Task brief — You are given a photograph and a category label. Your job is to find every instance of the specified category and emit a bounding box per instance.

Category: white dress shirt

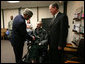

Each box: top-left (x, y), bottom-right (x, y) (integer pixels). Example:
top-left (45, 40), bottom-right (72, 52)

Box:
top-left (54, 11), bottom-right (59, 18)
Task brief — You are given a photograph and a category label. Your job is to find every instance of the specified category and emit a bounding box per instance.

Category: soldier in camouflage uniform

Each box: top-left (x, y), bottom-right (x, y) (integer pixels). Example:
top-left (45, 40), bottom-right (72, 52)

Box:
top-left (8, 16), bottom-right (13, 39)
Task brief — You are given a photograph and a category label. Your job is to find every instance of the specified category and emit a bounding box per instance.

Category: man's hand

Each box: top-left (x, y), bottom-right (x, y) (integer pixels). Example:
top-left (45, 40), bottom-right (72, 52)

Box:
top-left (39, 43), bottom-right (41, 45)
top-left (58, 46), bottom-right (62, 50)
top-left (32, 36), bottom-right (35, 40)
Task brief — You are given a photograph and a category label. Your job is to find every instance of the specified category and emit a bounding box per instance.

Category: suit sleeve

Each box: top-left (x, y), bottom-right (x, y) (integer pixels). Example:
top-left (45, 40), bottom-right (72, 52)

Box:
top-left (40, 30), bottom-right (48, 45)
top-left (18, 22), bottom-right (33, 41)
top-left (58, 14), bottom-right (69, 47)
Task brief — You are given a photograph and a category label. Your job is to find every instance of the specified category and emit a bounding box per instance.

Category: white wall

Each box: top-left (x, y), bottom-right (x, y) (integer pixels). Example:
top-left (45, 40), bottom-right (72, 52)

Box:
top-left (59, 5), bottom-right (63, 13)
top-left (30, 8), bottom-right (37, 29)
top-left (2, 5), bottom-right (63, 29)
top-left (39, 7), bottom-right (53, 21)
top-left (67, 1), bottom-right (84, 43)
top-left (1, 10), bottom-right (3, 28)
top-left (4, 9), bottom-right (18, 28)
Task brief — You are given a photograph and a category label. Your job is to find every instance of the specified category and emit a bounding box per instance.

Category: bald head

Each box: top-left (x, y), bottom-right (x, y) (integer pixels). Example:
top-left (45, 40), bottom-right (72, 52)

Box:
top-left (37, 21), bottom-right (42, 28)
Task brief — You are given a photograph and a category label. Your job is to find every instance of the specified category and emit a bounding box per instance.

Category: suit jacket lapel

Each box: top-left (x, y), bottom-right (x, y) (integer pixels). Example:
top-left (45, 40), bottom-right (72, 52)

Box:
top-left (49, 16), bottom-right (55, 26)
top-left (49, 12), bottom-right (62, 27)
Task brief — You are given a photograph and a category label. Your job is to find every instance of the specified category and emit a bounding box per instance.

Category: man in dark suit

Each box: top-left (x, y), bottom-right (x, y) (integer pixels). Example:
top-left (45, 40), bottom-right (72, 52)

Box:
top-left (48, 3), bottom-right (69, 63)
top-left (10, 8), bottom-right (35, 63)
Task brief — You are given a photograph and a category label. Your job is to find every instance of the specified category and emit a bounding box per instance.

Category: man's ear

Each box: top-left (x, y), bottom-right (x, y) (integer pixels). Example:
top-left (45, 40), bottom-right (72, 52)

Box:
top-left (24, 14), bottom-right (28, 18)
top-left (24, 14), bottom-right (26, 17)
top-left (25, 14), bottom-right (28, 17)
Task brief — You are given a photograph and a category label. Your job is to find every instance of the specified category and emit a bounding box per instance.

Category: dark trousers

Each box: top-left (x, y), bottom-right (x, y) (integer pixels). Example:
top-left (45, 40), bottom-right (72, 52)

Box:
top-left (48, 49), bottom-right (64, 63)
top-left (28, 44), bottom-right (48, 62)
top-left (12, 43), bottom-right (24, 63)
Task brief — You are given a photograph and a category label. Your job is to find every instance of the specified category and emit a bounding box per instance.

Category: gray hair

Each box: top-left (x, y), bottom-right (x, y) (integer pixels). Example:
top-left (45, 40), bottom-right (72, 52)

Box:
top-left (50, 3), bottom-right (59, 9)
top-left (23, 8), bottom-right (33, 17)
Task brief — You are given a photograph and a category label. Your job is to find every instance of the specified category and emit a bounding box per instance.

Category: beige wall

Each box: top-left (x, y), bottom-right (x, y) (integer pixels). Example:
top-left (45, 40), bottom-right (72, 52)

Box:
top-left (1, 5), bottom-right (63, 29)
top-left (1, 1), bottom-right (84, 44)
top-left (4, 9), bottom-right (18, 28)
top-left (59, 5), bottom-right (63, 13)
top-left (1, 10), bottom-right (3, 28)
top-left (67, 1), bottom-right (84, 43)
top-left (39, 7), bottom-right (52, 21)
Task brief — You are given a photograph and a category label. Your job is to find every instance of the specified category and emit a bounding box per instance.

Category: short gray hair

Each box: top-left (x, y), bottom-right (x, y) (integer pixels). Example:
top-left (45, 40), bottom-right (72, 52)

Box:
top-left (50, 3), bottom-right (59, 9)
top-left (23, 8), bottom-right (33, 17)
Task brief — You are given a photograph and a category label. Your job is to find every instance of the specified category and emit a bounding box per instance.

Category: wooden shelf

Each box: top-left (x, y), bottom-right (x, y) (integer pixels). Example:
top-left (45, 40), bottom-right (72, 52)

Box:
top-left (64, 47), bottom-right (77, 52)
top-left (73, 18), bottom-right (81, 21)
top-left (65, 60), bottom-right (80, 63)
top-left (72, 41), bottom-right (78, 46)
top-left (72, 30), bottom-right (84, 35)
top-left (72, 30), bottom-right (79, 34)
top-left (73, 17), bottom-right (84, 21)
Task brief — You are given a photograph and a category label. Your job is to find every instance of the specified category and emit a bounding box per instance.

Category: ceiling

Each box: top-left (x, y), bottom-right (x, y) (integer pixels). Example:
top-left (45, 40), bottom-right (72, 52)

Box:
top-left (1, 1), bottom-right (64, 9)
